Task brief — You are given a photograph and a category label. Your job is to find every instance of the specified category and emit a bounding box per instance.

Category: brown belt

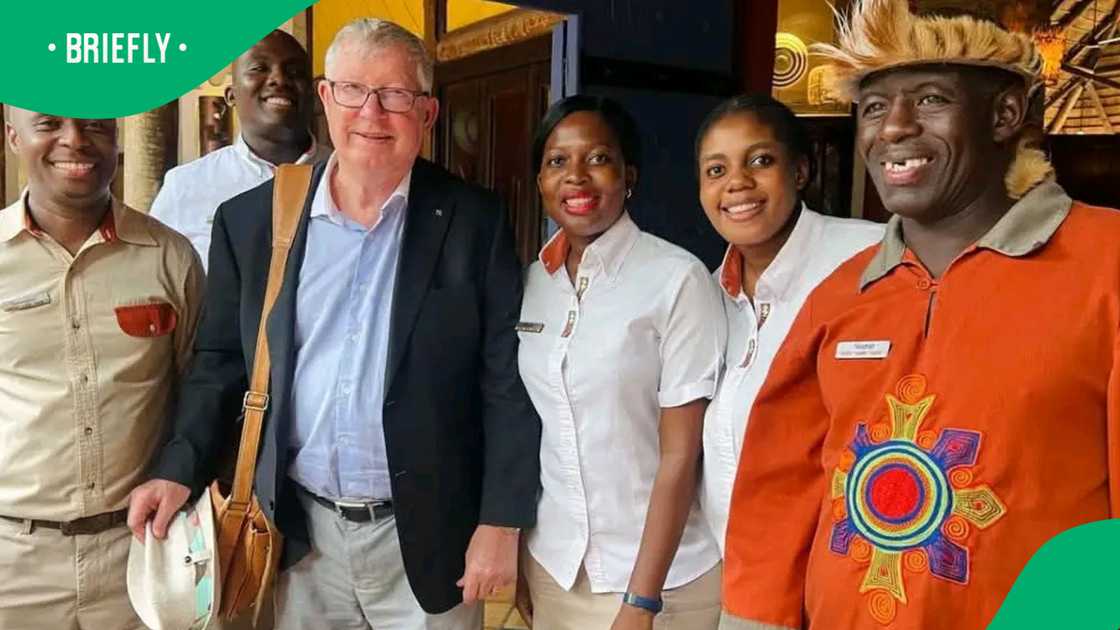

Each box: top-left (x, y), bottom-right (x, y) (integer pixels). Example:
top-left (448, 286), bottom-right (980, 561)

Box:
top-left (0, 508), bottom-right (129, 535)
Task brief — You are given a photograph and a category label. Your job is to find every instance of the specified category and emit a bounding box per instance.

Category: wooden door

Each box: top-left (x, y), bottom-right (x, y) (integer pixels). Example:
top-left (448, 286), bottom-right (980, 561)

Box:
top-left (435, 36), bottom-right (552, 265)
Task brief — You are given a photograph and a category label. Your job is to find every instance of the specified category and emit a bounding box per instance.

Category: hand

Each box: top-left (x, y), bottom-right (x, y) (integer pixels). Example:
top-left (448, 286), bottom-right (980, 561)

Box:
top-left (127, 479), bottom-right (191, 542)
top-left (610, 603), bottom-right (656, 630)
top-left (514, 565), bottom-right (533, 628)
top-left (456, 524), bottom-right (519, 605)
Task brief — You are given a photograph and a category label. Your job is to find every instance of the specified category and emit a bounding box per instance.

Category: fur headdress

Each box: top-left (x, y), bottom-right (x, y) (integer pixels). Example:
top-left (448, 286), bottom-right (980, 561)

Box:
top-left (812, 0), bottom-right (1053, 198)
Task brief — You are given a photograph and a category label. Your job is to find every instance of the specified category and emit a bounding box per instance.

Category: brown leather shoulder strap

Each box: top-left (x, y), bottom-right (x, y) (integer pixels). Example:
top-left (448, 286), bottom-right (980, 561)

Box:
top-left (230, 163), bottom-right (314, 506)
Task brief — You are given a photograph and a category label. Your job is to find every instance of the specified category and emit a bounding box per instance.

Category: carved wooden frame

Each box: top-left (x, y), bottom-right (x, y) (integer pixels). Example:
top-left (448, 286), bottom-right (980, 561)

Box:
top-left (434, 7), bottom-right (563, 63)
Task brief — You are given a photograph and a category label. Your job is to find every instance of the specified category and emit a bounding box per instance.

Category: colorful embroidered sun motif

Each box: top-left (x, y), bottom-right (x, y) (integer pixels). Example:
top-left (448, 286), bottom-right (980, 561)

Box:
top-left (829, 374), bottom-right (1006, 625)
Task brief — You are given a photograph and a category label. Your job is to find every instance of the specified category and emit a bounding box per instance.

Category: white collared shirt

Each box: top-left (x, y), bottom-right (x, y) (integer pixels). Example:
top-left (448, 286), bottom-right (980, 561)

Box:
top-left (150, 135), bottom-right (328, 270)
top-left (518, 212), bottom-right (726, 593)
top-left (700, 207), bottom-right (883, 552)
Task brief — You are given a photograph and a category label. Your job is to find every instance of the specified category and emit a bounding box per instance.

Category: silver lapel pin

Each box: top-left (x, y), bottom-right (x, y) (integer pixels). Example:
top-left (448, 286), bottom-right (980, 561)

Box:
top-left (434, 208), bottom-right (443, 217)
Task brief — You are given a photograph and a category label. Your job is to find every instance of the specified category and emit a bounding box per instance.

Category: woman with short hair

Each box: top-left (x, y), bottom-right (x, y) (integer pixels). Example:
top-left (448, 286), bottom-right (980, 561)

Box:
top-left (515, 95), bottom-right (725, 630)
top-left (694, 94), bottom-right (884, 552)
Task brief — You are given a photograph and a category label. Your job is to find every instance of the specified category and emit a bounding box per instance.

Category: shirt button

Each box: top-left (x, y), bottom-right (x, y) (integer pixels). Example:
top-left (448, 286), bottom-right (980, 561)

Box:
top-left (84, 427), bottom-right (93, 436)
top-left (71, 320), bottom-right (81, 330)
top-left (80, 373), bottom-right (89, 384)
top-left (917, 279), bottom-right (932, 290)
top-left (87, 482), bottom-right (96, 490)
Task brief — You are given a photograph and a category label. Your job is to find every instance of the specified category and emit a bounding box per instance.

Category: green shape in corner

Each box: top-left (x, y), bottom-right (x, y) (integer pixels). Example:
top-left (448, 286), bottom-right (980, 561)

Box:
top-left (988, 518), bottom-right (1120, 629)
top-left (0, 0), bottom-right (315, 118)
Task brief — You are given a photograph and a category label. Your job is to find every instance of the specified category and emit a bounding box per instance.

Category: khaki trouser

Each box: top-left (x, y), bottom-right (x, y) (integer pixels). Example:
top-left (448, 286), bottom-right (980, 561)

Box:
top-left (524, 554), bottom-right (722, 630)
top-left (0, 516), bottom-right (143, 630)
top-left (274, 489), bottom-right (481, 630)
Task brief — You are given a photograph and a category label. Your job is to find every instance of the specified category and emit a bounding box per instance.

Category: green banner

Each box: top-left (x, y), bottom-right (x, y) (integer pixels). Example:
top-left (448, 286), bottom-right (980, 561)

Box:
top-left (0, 0), bottom-right (315, 118)
top-left (988, 518), bottom-right (1120, 628)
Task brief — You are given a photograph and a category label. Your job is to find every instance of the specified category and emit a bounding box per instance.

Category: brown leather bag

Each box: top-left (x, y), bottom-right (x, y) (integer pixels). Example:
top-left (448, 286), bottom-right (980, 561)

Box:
top-left (209, 163), bottom-right (313, 625)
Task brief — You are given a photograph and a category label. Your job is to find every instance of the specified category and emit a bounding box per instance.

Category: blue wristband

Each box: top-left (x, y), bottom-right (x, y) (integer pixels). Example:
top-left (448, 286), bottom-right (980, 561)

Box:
top-left (622, 592), bottom-right (663, 614)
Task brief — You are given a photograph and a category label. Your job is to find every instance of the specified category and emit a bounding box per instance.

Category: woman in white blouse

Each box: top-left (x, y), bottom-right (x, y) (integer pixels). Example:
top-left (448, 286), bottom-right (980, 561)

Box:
top-left (515, 96), bottom-right (726, 630)
top-left (695, 94), bottom-right (884, 552)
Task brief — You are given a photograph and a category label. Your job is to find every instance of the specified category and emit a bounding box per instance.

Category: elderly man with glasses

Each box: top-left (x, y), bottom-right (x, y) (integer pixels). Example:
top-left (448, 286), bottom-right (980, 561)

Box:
top-left (129, 17), bottom-right (540, 630)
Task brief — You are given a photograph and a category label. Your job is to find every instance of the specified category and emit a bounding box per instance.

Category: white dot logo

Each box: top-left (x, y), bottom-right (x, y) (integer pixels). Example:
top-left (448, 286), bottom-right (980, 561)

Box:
top-left (179, 43), bottom-right (187, 52)
top-left (48, 43), bottom-right (56, 52)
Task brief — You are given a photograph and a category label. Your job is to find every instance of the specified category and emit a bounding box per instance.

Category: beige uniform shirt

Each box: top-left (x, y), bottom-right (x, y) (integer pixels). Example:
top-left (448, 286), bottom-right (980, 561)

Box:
top-left (0, 194), bottom-right (203, 521)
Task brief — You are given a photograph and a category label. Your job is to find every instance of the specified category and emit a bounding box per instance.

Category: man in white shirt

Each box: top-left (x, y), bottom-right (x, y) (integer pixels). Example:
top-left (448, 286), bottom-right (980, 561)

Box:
top-left (151, 30), bottom-right (327, 268)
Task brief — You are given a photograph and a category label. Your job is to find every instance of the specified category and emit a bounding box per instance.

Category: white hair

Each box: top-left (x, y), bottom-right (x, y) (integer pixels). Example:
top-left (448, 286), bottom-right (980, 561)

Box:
top-left (324, 18), bottom-right (433, 92)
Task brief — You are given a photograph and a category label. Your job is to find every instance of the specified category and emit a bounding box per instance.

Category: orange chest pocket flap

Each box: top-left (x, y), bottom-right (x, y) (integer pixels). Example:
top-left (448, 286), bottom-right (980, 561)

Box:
top-left (114, 301), bottom-right (178, 338)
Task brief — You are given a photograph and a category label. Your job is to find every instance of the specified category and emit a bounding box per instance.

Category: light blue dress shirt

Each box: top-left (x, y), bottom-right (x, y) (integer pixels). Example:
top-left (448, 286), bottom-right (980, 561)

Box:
top-left (288, 155), bottom-right (409, 501)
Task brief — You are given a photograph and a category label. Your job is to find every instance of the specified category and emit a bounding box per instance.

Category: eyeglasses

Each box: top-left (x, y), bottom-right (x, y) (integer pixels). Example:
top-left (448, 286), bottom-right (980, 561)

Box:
top-left (324, 80), bottom-right (428, 113)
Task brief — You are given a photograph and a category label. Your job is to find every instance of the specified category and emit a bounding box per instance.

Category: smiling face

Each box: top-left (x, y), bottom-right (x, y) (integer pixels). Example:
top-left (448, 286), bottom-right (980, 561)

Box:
top-left (856, 65), bottom-right (1016, 222)
top-left (536, 110), bottom-right (637, 244)
top-left (227, 31), bottom-right (312, 141)
top-left (697, 112), bottom-right (808, 250)
top-left (318, 42), bottom-right (437, 174)
top-left (6, 109), bottom-right (117, 209)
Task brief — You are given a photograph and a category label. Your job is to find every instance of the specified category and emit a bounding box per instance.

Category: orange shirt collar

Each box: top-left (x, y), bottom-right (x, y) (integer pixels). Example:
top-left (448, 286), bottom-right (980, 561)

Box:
top-left (539, 229), bottom-right (569, 275)
top-left (538, 212), bottom-right (640, 279)
top-left (719, 245), bottom-right (744, 299)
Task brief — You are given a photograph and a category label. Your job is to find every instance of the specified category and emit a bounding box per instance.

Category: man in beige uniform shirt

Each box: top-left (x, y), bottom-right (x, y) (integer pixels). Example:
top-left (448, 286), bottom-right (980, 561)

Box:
top-left (0, 107), bottom-right (203, 628)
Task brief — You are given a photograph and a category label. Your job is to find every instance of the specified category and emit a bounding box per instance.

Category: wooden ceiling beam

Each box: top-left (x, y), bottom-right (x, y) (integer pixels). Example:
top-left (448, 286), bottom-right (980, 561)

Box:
top-left (1049, 78), bottom-right (1086, 132)
top-left (1047, 75), bottom-right (1082, 108)
top-left (1065, 3), bottom-right (1120, 64)
top-left (1084, 81), bottom-right (1116, 132)
top-left (1063, 62), bottom-right (1120, 90)
top-left (1055, 0), bottom-right (1096, 31)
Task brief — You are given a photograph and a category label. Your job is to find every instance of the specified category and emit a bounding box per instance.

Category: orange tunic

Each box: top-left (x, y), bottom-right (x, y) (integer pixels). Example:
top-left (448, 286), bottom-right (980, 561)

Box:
top-left (721, 182), bottom-right (1120, 630)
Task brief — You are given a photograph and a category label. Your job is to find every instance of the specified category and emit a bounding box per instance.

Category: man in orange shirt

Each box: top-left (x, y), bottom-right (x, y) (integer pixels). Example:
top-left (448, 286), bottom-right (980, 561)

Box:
top-left (719, 1), bottom-right (1120, 629)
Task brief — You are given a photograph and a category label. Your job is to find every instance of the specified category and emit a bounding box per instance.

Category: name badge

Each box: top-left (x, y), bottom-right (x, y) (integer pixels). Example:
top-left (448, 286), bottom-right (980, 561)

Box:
top-left (1, 291), bottom-right (51, 312)
top-left (835, 340), bottom-right (891, 360)
top-left (515, 321), bottom-right (545, 334)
